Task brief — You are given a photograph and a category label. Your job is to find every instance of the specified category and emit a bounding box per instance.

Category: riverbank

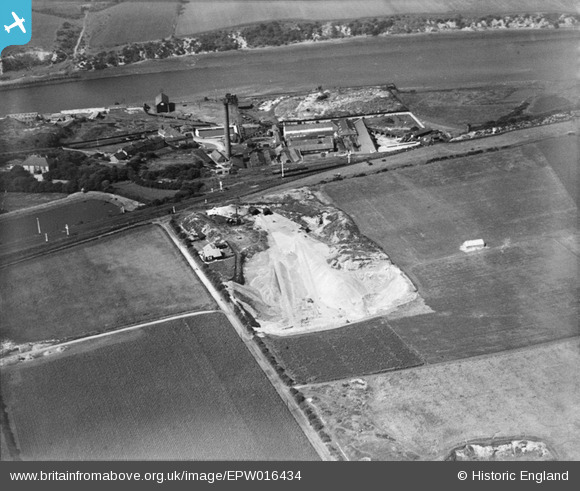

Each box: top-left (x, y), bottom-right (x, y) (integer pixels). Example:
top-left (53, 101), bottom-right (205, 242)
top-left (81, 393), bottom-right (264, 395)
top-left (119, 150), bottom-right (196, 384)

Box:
top-left (2, 29), bottom-right (577, 115)
top-left (2, 26), bottom-right (577, 93)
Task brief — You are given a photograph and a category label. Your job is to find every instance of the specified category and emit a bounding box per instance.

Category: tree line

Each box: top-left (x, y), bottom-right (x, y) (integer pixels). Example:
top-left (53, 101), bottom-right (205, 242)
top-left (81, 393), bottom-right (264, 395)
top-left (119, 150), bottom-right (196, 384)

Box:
top-left (3, 13), bottom-right (575, 73)
top-left (0, 149), bottom-right (207, 198)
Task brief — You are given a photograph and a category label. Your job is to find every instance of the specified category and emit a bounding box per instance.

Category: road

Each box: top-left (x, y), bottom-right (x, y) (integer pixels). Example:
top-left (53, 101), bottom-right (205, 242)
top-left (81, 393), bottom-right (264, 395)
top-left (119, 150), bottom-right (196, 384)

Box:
top-left (160, 220), bottom-right (337, 461)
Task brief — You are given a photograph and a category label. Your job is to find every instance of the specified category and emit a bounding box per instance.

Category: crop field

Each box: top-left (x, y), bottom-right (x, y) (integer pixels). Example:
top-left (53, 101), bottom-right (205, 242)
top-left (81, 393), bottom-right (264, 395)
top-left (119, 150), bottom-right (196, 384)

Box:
top-left (0, 224), bottom-right (216, 344)
top-left (0, 199), bottom-right (121, 249)
top-left (86, 2), bottom-right (179, 49)
top-left (175, 0), bottom-right (579, 36)
top-left (0, 313), bottom-right (319, 460)
top-left (302, 338), bottom-right (580, 461)
top-left (323, 142), bottom-right (578, 363)
top-left (264, 316), bottom-right (423, 384)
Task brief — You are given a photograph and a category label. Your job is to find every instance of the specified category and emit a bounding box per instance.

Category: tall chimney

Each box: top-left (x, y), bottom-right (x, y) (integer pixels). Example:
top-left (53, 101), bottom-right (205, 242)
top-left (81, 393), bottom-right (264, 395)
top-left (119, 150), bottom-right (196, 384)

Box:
top-left (223, 94), bottom-right (231, 159)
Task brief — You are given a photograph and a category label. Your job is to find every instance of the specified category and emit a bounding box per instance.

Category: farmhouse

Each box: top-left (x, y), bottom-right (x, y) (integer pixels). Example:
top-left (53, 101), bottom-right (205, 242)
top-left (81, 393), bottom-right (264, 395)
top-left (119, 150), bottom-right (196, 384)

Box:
top-left (201, 243), bottom-right (223, 261)
top-left (21, 155), bottom-right (50, 177)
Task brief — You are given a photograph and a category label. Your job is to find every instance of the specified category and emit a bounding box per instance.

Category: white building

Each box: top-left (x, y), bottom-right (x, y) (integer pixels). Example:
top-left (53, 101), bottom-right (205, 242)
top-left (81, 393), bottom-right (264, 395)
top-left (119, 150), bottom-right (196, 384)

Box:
top-left (201, 243), bottom-right (223, 261)
top-left (460, 239), bottom-right (486, 252)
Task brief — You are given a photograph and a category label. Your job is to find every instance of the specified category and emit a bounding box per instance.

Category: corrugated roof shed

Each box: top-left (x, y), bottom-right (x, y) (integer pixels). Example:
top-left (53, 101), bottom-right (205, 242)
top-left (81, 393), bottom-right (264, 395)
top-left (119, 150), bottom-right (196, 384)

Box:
top-left (335, 119), bottom-right (357, 136)
top-left (354, 119), bottom-right (376, 153)
top-left (288, 136), bottom-right (334, 154)
top-left (283, 121), bottom-right (336, 138)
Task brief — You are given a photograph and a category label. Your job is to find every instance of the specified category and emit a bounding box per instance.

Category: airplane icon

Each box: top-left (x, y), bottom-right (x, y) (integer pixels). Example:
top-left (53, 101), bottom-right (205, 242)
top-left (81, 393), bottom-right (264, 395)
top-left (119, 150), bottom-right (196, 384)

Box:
top-left (5, 12), bottom-right (26, 34)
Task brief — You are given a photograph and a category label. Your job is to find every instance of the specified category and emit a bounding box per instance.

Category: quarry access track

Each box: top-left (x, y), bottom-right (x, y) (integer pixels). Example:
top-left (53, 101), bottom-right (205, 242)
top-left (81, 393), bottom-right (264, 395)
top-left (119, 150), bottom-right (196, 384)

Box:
top-left (0, 310), bottom-right (221, 367)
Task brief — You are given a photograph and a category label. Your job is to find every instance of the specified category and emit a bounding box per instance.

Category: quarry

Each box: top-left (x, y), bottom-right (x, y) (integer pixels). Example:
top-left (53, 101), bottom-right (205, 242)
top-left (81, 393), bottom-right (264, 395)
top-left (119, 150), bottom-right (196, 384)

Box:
top-left (1, 8), bottom-right (578, 465)
top-left (180, 188), bottom-right (419, 336)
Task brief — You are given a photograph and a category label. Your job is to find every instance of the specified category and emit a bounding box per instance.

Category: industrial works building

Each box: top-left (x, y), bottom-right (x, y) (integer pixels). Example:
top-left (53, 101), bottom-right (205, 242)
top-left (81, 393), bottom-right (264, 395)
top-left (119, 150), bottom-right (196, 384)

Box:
top-left (155, 92), bottom-right (175, 113)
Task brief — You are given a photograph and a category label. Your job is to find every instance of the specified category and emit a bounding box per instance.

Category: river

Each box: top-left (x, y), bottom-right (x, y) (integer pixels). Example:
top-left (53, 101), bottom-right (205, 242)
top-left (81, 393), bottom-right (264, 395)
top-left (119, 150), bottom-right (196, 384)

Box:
top-left (1, 29), bottom-right (577, 115)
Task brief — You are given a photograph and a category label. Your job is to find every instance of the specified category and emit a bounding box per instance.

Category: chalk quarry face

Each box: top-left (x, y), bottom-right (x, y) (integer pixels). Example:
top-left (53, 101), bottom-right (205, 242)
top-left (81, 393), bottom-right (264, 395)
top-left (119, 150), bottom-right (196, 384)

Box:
top-left (228, 189), bottom-right (420, 336)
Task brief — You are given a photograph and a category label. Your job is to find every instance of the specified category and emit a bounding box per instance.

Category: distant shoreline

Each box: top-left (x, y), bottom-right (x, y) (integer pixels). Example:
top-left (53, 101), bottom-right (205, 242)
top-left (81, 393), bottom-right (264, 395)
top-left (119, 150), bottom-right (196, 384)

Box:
top-left (1, 27), bottom-right (577, 93)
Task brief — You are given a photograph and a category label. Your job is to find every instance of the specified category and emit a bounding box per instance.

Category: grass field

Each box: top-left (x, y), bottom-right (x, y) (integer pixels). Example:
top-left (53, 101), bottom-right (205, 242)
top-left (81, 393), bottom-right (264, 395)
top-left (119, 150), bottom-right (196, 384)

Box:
top-left (86, 2), bottom-right (179, 49)
top-left (398, 81), bottom-right (579, 129)
top-left (0, 199), bottom-right (122, 249)
top-left (265, 316), bottom-right (423, 384)
top-left (0, 193), bottom-right (68, 213)
top-left (0, 224), bottom-right (216, 344)
top-left (112, 181), bottom-right (178, 203)
top-left (0, 312), bottom-right (319, 460)
top-left (303, 338), bottom-right (580, 460)
top-left (15, 0), bottom-right (579, 54)
top-left (2, 11), bottom-right (77, 54)
top-left (176, 0), bottom-right (579, 35)
top-left (398, 85), bottom-right (532, 128)
top-left (323, 142), bottom-right (578, 363)
top-left (33, 1), bottom-right (86, 20)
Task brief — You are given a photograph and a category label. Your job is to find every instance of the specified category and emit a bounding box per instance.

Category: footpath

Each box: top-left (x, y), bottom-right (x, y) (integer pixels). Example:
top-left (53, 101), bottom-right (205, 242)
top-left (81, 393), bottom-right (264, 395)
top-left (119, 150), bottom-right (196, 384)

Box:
top-left (0, 191), bottom-right (142, 221)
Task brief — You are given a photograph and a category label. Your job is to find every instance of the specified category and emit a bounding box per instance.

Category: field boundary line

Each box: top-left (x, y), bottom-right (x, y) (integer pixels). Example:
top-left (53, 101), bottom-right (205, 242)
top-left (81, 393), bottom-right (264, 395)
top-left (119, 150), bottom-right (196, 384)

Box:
top-left (161, 221), bottom-right (335, 461)
top-left (0, 310), bottom-right (221, 367)
top-left (295, 335), bottom-right (580, 389)
top-left (0, 222), bottom-right (150, 270)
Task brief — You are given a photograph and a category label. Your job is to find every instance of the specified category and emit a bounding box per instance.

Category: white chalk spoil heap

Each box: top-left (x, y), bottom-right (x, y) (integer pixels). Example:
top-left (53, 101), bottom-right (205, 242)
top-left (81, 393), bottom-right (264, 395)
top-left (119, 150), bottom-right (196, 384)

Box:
top-left (229, 212), bottom-right (417, 336)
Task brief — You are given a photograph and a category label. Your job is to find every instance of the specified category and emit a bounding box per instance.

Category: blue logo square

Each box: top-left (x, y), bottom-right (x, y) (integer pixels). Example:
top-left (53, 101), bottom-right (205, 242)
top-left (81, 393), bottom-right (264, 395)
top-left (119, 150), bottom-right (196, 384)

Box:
top-left (1, 0), bottom-right (32, 53)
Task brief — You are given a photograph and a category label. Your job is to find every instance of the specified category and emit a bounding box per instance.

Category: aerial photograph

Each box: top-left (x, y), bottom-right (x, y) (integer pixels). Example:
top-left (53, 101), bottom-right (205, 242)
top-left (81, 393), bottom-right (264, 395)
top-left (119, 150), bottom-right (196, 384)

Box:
top-left (0, 0), bottom-right (578, 463)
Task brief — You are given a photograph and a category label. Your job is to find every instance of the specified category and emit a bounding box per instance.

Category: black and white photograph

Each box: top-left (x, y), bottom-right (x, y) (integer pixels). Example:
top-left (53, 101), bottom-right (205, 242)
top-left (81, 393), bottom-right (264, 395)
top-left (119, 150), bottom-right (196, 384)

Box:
top-left (0, 0), bottom-right (578, 474)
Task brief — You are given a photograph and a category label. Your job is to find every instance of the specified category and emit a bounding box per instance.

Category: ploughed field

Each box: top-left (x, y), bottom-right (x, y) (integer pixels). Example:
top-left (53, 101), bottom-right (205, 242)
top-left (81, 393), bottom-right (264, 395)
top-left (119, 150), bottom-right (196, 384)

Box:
top-left (0, 312), bottom-right (319, 460)
top-left (0, 224), bottom-right (216, 344)
top-left (264, 316), bottom-right (423, 385)
top-left (323, 141), bottom-right (578, 363)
